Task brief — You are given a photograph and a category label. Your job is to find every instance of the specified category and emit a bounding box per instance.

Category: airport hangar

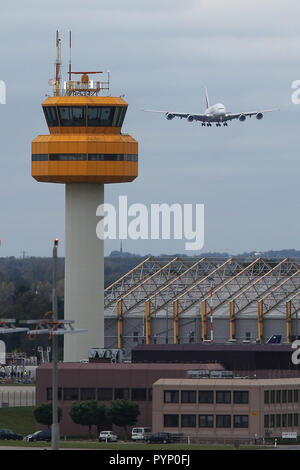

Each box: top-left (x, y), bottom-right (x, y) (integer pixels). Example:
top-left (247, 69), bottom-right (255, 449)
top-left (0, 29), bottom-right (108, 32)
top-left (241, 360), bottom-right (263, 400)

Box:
top-left (104, 255), bottom-right (300, 358)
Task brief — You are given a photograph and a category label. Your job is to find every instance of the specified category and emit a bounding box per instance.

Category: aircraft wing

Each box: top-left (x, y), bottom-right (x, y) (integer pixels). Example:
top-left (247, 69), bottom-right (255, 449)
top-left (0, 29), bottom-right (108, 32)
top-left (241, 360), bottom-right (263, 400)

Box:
top-left (142, 109), bottom-right (208, 121)
top-left (224, 108), bottom-right (279, 121)
top-left (143, 109), bottom-right (189, 118)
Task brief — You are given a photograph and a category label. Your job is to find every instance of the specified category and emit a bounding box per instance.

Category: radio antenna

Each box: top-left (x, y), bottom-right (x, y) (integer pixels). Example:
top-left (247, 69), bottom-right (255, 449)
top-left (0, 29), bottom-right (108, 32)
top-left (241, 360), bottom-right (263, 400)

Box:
top-left (55, 30), bottom-right (62, 96)
top-left (69, 30), bottom-right (72, 83)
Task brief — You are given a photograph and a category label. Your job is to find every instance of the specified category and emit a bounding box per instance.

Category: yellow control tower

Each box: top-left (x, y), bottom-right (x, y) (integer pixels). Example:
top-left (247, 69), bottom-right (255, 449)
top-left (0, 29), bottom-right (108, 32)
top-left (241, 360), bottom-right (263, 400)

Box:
top-left (32, 32), bottom-right (138, 361)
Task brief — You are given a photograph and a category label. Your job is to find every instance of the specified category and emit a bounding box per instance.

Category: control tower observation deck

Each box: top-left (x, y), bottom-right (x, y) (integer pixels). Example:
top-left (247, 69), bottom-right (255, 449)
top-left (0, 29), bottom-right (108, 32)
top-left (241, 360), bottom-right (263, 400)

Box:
top-left (31, 32), bottom-right (138, 362)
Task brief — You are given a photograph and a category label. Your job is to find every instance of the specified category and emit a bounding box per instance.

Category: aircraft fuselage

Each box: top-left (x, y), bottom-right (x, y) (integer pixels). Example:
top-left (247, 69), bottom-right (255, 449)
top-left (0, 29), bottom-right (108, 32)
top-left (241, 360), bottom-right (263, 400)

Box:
top-left (205, 103), bottom-right (227, 121)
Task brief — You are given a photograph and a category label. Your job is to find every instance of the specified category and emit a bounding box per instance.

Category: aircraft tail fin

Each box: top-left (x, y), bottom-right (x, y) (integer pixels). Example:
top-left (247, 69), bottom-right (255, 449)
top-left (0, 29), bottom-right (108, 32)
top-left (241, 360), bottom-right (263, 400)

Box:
top-left (205, 87), bottom-right (210, 109)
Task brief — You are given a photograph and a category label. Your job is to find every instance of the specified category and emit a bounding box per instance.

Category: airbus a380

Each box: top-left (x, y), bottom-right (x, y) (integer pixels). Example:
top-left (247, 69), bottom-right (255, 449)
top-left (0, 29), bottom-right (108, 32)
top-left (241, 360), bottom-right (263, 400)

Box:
top-left (143, 88), bottom-right (279, 126)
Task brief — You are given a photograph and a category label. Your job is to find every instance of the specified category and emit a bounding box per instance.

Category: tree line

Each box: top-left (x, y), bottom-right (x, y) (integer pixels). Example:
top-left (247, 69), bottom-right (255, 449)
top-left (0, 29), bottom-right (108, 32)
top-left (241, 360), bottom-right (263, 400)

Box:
top-left (0, 256), bottom-right (144, 354)
top-left (34, 399), bottom-right (140, 438)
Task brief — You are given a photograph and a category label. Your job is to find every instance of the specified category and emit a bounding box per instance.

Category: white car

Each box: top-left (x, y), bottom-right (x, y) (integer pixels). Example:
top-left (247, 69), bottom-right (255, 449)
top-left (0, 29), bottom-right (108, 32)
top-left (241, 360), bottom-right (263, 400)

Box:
top-left (131, 427), bottom-right (152, 441)
top-left (99, 430), bottom-right (118, 442)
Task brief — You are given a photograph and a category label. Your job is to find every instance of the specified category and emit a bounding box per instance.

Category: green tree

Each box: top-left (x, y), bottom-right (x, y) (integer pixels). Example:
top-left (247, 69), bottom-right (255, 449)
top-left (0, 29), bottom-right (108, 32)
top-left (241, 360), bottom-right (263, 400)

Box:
top-left (108, 399), bottom-right (140, 438)
top-left (69, 401), bottom-right (107, 436)
top-left (33, 402), bottom-right (62, 428)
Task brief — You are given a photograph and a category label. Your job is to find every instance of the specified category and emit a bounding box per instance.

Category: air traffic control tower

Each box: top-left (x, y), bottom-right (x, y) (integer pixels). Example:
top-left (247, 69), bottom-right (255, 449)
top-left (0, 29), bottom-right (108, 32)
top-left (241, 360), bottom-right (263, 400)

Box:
top-left (31, 32), bottom-right (138, 362)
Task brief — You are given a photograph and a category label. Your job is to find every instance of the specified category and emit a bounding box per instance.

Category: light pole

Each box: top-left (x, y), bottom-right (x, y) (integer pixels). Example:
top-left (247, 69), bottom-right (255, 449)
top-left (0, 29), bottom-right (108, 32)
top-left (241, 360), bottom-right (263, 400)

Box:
top-left (52, 238), bottom-right (59, 450)
top-left (23, 238), bottom-right (87, 450)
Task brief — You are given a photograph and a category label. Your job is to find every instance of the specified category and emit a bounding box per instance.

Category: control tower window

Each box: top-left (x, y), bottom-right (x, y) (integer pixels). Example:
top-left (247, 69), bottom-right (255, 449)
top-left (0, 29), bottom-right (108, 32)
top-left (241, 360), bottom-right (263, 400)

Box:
top-left (58, 106), bottom-right (86, 126)
top-left (88, 106), bottom-right (115, 126)
top-left (43, 106), bottom-right (59, 127)
top-left (112, 107), bottom-right (127, 127)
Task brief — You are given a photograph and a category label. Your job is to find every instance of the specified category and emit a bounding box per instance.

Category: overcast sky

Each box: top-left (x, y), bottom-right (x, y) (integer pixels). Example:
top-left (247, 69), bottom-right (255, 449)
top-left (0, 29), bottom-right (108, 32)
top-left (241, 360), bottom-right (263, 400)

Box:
top-left (0, 0), bottom-right (300, 257)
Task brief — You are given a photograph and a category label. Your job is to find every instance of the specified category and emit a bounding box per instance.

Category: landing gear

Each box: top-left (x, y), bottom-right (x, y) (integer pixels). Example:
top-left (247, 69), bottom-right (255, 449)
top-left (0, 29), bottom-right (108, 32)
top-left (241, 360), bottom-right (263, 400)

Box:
top-left (207, 123), bottom-right (212, 127)
top-left (216, 123), bottom-right (221, 127)
top-left (223, 122), bottom-right (228, 126)
top-left (201, 122), bottom-right (206, 126)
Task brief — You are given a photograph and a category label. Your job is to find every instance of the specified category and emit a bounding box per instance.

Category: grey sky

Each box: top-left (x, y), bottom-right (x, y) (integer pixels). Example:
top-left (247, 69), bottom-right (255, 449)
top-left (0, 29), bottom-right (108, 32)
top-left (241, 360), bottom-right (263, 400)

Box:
top-left (0, 0), bottom-right (299, 257)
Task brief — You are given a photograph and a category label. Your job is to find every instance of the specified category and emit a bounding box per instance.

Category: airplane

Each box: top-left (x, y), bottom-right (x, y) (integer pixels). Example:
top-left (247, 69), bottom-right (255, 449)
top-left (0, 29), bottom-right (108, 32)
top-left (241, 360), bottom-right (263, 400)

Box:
top-left (143, 88), bottom-right (279, 126)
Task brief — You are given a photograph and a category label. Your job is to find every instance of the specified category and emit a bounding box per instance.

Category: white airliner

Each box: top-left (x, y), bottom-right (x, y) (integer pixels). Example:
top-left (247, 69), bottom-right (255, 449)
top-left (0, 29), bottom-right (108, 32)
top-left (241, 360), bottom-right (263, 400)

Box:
top-left (143, 88), bottom-right (279, 126)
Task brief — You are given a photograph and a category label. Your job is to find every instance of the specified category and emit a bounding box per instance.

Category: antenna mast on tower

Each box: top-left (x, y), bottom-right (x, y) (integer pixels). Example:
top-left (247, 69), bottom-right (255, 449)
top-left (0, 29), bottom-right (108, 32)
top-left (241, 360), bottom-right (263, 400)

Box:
top-left (68, 31), bottom-right (72, 83)
top-left (55, 30), bottom-right (61, 97)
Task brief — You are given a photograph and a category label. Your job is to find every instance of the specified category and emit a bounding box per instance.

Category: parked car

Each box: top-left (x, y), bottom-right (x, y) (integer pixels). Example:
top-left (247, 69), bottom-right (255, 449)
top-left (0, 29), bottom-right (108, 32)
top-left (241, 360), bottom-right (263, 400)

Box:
top-left (146, 432), bottom-right (172, 444)
top-left (0, 429), bottom-right (23, 440)
top-left (131, 427), bottom-right (152, 441)
top-left (99, 430), bottom-right (118, 442)
top-left (26, 430), bottom-right (51, 442)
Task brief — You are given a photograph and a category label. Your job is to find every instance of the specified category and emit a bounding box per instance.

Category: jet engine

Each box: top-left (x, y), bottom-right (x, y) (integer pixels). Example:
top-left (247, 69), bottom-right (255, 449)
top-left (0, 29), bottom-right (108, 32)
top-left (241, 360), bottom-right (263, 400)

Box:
top-left (256, 112), bottom-right (263, 120)
top-left (238, 114), bottom-right (246, 122)
top-left (166, 113), bottom-right (175, 120)
top-left (187, 115), bottom-right (194, 122)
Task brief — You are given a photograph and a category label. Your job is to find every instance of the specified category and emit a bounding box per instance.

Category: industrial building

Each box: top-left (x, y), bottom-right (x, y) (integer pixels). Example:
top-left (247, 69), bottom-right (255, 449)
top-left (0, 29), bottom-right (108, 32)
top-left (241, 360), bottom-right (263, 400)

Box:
top-left (36, 362), bottom-right (224, 436)
top-left (35, 361), bottom-right (300, 438)
top-left (104, 256), bottom-right (300, 359)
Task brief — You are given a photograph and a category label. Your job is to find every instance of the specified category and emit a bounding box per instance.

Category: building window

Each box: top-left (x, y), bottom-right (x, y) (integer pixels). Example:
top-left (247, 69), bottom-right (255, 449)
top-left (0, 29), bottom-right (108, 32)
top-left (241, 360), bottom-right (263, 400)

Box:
top-left (276, 414), bottom-right (281, 428)
top-left (294, 414), bottom-right (299, 426)
top-left (199, 415), bottom-right (214, 428)
top-left (282, 414), bottom-right (287, 427)
top-left (181, 415), bottom-right (196, 428)
top-left (216, 391), bottom-right (231, 404)
top-left (233, 391), bottom-right (249, 404)
top-left (131, 388), bottom-right (147, 401)
top-left (270, 414), bottom-right (275, 428)
top-left (264, 415), bottom-right (269, 428)
top-left (294, 390), bottom-right (299, 403)
top-left (181, 391), bottom-right (196, 404)
top-left (275, 390), bottom-right (281, 404)
top-left (32, 154), bottom-right (48, 161)
top-left (49, 153), bottom-right (86, 161)
top-left (47, 388), bottom-right (62, 401)
top-left (115, 388), bottom-right (130, 400)
top-left (288, 390), bottom-right (293, 403)
top-left (282, 390), bottom-right (287, 403)
top-left (88, 153), bottom-right (137, 162)
top-left (43, 106), bottom-right (59, 127)
top-left (80, 388), bottom-right (96, 401)
top-left (164, 390), bottom-right (179, 404)
top-left (112, 107), bottom-right (127, 127)
top-left (97, 388), bottom-right (113, 401)
top-left (234, 415), bottom-right (249, 428)
top-left (270, 391), bottom-right (275, 404)
top-left (87, 106), bottom-right (116, 127)
top-left (216, 415), bottom-right (231, 428)
top-left (164, 414), bottom-right (179, 427)
top-left (288, 414), bottom-right (293, 427)
top-left (264, 391), bottom-right (269, 404)
top-left (148, 388), bottom-right (152, 401)
top-left (199, 391), bottom-right (213, 404)
top-left (63, 388), bottom-right (79, 401)
top-left (58, 106), bottom-right (86, 126)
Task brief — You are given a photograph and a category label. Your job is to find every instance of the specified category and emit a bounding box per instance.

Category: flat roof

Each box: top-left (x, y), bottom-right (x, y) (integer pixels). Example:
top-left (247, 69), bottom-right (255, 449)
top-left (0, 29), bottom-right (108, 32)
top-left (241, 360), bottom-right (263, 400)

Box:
top-left (153, 377), bottom-right (300, 387)
top-left (132, 343), bottom-right (293, 353)
top-left (37, 362), bottom-right (225, 371)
